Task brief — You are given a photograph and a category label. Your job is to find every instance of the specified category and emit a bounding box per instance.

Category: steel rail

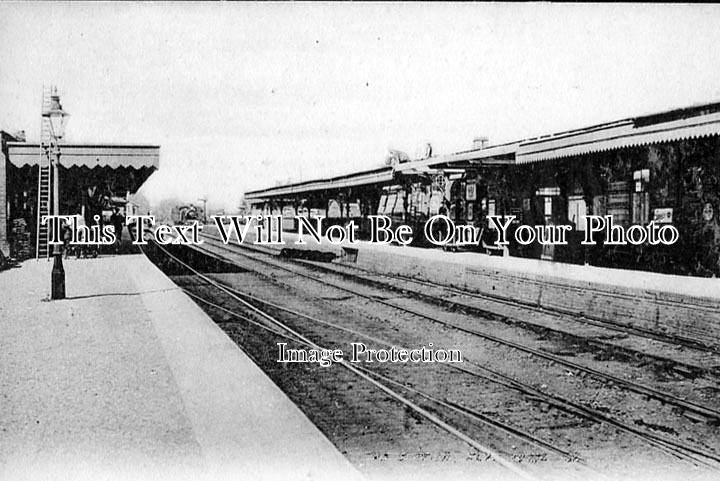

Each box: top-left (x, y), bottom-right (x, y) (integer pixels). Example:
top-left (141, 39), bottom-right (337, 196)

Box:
top-left (203, 231), bottom-right (720, 356)
top-left (296, 256), bottom-right (720, 357)
top-left (182, 283), bottom-right (584, 465)
top-left (150, 240), bottom-right (720, 471)
top-left (145, 239), bottom-right (720, 470)
top-left (193, 236), bottom-right (720, 424)
top-left (144, 242), bottom-right (542, 481)
top-left (202, 272), bottom-right (720, 470)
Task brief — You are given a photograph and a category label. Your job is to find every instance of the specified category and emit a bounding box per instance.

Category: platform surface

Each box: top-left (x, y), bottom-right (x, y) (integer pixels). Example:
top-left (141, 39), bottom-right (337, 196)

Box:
top-left (350, 239), bottom-right (720, 300)
top-left (0, 255), bottom-right (361, 481)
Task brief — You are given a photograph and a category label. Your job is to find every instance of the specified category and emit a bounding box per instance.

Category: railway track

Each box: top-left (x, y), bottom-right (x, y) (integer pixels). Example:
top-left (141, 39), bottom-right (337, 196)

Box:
top-left (143, 242), bottom-right (585, 481)
top-left (195, 233), bottom-right (720, 424)
top-left (144, 239), bottom-right (720, 479)
top-left (297, 256), bottom-right (720, 361)
top-left (202, 232), bottom-right (720, 376)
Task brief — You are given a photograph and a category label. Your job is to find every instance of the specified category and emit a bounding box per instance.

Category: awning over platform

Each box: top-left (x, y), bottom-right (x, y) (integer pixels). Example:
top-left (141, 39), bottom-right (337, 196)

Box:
top-left (245, 100), bottom-right (720, 200)
top-left (244, 166), bottom-right (393, 201)
top-left (245, 143), bottom-right (519, 201)
top-left (516, 110), bottom-right (720, 164)
top-left (6, 143), bottom-right (160, 170)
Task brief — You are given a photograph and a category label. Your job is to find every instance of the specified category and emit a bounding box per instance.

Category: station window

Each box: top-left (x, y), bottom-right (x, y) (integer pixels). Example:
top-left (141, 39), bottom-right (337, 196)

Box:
top-left (393, 194), bottom-right (405, 215)
top-left (377, 195), bottom-right (388, 215)
top-left (383, 193), bottom-right (397, 215)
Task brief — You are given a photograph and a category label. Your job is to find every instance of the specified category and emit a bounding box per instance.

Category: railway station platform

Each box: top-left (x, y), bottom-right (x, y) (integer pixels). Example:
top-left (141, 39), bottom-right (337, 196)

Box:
top-left (0, 255), bottom-right (361, 481)
top-left (347, 241), bottom-right (720, 347)
top-left (203, 225), bottom-right (720, 349)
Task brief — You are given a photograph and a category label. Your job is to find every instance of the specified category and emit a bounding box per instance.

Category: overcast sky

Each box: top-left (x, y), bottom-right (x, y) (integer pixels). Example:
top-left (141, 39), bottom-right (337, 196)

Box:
top-left (2, 3), bottom-right (720, 210)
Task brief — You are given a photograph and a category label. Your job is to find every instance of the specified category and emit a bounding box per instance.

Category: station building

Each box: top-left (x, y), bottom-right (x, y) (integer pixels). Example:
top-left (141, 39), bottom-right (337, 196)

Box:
top-left (245, 101), bottom-right (720, 277)
top-left (1, 131), bottom-right (159, 261)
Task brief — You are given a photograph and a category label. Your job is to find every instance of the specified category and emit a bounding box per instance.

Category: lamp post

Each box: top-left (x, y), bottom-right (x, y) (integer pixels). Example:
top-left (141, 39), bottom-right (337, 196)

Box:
top-left (43, 90), bottom-right (69, 300)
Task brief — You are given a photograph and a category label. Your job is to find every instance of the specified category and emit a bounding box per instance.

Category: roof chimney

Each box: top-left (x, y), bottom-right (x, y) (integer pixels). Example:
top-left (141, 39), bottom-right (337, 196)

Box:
top-left (473, 136), bottom-right (489, 150)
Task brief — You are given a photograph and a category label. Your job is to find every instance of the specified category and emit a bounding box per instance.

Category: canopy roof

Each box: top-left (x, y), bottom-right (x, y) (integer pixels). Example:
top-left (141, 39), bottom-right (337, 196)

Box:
top-left (6, 143), bottom-right (159, 170)
top-left (515, 103), bottom-right (720, 164)
top-left (245, 100), bottom-right (720, 201)
top-left (244, 166), bottom-right (393, 201)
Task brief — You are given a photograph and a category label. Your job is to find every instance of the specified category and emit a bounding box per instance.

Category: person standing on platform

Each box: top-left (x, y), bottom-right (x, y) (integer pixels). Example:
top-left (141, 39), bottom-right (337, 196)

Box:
top-left (437, 200), bottom-right (450, 248)
top-left (61, 219), bottom-right (72, 259)
top-left (84, 184), bottom-right (106, 258)
top-left (75, 214), bottom-right (87, 259)
top-left (110, 207), bottom-right (125, 253)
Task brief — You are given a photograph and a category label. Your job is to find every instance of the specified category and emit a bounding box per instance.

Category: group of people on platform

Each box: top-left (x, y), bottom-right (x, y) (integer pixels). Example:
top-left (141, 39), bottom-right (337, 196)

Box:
top-left (58, 181), bottom-right (130, 258)
top-left (60, 207), bottom-right (129, 258)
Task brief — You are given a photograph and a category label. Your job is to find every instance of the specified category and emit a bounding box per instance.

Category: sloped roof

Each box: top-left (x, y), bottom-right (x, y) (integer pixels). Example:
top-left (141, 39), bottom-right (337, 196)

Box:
top-left (246, 100), bottom-right (720, 199)
top-left (244, 166), bottom-right (393, 200)
top-left (516, 112), bottom-right (720, 164)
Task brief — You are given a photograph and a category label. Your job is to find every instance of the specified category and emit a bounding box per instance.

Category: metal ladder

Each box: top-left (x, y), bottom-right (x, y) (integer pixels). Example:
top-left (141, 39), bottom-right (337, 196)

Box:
top-left (35, 86), bottom-right (53, 260)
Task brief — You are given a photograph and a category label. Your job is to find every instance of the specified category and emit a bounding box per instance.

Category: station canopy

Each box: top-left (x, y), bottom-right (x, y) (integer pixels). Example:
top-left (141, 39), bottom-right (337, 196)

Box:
top-left (6, 142), bottom-right (159, 194)
top-left (515, 102), bottom-right (720, 164)
top-left (245, 100), bottom-right (720, 201)
top-left (244, 166), bottom-right (395, 202)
